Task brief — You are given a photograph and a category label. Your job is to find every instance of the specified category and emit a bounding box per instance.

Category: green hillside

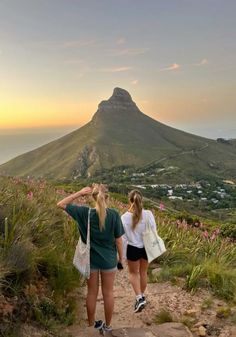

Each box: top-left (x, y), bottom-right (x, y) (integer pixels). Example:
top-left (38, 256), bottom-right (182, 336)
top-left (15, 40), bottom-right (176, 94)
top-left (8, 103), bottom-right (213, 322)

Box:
top-left (0, 88), bottom-right (236, 181)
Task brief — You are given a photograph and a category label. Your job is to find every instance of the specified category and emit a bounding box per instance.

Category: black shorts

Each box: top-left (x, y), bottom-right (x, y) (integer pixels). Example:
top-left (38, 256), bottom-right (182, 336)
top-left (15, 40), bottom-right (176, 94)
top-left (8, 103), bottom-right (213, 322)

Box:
top-left (127, 244), bottom-right (148, 261)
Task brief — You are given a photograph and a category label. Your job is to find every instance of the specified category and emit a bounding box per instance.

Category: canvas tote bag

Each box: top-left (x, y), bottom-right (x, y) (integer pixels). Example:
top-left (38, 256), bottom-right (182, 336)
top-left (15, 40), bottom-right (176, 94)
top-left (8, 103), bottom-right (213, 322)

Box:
top-left (142, 210), bottom-right (166, 263)
top-left (73, 208), bottom-right (91, 279)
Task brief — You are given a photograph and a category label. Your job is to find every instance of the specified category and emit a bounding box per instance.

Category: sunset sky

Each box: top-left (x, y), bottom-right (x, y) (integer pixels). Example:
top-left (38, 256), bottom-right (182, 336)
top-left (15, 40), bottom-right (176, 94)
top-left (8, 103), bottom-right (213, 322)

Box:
top-left (0, 0), bottom-right (236, 139)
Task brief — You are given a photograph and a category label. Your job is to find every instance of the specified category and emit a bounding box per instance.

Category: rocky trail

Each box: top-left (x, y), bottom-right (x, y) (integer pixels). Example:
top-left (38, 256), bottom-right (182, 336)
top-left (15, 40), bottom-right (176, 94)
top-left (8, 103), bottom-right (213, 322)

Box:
top-left (64, 266), bottom-right (236, 337)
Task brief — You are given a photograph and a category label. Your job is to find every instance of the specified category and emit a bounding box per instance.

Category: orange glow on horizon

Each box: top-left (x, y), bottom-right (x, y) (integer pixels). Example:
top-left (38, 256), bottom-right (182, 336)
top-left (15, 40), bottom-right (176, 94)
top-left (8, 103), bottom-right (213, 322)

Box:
top-left (0, 91), bottom-right (228, 129)
top-left (0, 97), bottom-right (98, 129)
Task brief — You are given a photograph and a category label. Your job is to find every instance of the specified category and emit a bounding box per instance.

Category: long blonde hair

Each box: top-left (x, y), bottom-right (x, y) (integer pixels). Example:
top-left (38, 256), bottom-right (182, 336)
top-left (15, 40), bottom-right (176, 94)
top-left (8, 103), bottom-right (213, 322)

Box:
top-left (92, 184), bottom-right (108, 231)
top-left (128, 190), bottom-right (143, 230)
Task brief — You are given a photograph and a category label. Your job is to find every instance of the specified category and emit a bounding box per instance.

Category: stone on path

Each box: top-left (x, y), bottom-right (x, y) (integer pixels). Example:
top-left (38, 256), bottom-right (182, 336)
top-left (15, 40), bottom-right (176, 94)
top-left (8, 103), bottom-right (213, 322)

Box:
top-left (150, 322), bottom-right (193, 337)
top-left (74, 323), bottom-right (193, 337)
top-left (111, 328), bottom-right (149, 337)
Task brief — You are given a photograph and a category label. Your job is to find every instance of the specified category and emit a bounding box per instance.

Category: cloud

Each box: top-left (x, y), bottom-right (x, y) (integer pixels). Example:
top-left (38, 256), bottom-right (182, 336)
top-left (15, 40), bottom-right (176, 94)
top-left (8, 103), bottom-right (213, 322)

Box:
top-left (194, 58), bottom-right (209, 66)
top-left (115, 48), bottom-right (149, 56)
top-left (160, 63), bottom-right (180, 72)
top-left (131, 80), bottom-right (139, 85)
top-left (30, 39), bottom-right (97, 50)
top-left (100, 66), bottom-right (132, 73)
top-left (200, 59), bottom-right (208, 65)
top-left (116, 37), bottom-right (126, 45)
top-left (62, 39), bottom-right (97, 49)
top-left (63, 58), bottom-right (84, 65)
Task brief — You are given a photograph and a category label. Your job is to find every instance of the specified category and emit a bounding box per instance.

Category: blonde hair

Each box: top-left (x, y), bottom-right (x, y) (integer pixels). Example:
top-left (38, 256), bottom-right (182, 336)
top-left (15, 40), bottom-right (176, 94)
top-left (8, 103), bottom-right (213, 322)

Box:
top-left (128, 190), bottom-right (143, 230)
top-left (92, 184), bottom-right (108, 231)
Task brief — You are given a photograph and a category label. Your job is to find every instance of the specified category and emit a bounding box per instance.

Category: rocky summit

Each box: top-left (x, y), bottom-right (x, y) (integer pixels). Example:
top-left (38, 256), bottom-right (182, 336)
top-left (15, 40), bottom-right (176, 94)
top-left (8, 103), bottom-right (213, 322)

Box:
top-left (97, 87), bottom-right (139, 112)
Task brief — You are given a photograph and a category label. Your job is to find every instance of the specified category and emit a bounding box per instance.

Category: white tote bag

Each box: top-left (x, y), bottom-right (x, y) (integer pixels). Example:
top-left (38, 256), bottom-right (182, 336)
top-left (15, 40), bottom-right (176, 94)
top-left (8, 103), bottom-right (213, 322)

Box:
top-left (73, 208), bottom-right (91, 279)
top-left (142, 211), bottom-right (166, 263)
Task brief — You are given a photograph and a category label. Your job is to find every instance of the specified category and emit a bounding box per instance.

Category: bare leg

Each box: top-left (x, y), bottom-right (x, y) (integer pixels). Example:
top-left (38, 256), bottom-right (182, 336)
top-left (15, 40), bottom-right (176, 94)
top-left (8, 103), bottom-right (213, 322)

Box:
top-left (139, 259), bottom-right (149, 294)
top-left (101, 270), bottom-right (116, 326)
top-left (127, 260), bottom-right (141, 295)
top-left (86, 271), bottom-right (99, 326)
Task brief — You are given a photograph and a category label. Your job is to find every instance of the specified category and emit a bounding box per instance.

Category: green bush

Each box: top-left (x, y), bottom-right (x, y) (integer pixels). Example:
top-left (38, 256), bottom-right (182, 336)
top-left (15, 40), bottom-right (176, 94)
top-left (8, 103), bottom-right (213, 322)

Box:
top-left (221, 223), bottom-right (236, 239)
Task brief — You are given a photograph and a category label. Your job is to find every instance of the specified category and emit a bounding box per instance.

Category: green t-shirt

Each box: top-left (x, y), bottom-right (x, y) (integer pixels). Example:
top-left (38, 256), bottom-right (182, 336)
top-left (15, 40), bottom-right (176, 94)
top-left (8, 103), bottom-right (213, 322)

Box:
top-left (66, 204), bottom-right (124, 270)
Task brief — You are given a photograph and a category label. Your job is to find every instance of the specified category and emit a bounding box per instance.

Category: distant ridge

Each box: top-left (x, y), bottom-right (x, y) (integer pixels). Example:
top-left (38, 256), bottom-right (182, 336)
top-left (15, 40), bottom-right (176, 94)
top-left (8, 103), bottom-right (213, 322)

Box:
top-left (0, 88), bottom-right (236, 181)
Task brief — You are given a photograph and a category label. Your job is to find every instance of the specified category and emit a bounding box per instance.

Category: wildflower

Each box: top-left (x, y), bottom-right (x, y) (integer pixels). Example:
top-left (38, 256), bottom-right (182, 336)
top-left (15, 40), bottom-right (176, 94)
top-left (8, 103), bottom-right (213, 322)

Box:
top-left (39, 182), bottom-right (46, 189)
top-left (182, 219), bottom-right (188, 229)
top-left (214, 228), bottom-right (220, 235)
top-left (176, 219), bottom-right (181, 228)
top-left (159, 202), bottom-right (165, 211)
top-left (202, 230), bottom-right (209, 239)
top-left (210, 232), bottom-right (217, 241)
top-left (27, 191), bottom-right (33, 200)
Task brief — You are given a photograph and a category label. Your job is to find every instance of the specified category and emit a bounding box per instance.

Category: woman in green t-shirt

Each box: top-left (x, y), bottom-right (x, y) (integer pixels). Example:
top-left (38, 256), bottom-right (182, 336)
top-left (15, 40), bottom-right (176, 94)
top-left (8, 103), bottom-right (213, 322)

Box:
top-left (57, 184), bottom-right (124, 333)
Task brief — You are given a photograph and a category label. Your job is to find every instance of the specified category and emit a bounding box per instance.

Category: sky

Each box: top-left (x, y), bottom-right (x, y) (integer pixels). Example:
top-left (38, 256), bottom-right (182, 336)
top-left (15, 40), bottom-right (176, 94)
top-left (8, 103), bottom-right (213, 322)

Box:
top-left (0, 0), bottom-right (236, 163)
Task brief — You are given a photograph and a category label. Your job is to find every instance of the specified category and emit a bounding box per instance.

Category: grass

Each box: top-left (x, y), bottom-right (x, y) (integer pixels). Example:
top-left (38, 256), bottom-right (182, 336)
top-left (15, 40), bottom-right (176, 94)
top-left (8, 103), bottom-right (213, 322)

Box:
top-left (216, 306), bottom-right (232, 319)
top-left (154, 308), bottom-right (175, 324)
top-left (201, 297), bottom-right (213, 310)
top-left (0, 177), bottom-right (81, 335)
top-left (150, 212), bottom-right (236, 302)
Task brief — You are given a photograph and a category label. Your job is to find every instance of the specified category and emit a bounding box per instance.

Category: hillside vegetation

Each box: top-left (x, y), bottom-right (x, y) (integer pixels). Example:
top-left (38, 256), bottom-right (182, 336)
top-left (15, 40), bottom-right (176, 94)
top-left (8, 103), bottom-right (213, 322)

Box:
top-left (0, 177), bottom-right (236, 336)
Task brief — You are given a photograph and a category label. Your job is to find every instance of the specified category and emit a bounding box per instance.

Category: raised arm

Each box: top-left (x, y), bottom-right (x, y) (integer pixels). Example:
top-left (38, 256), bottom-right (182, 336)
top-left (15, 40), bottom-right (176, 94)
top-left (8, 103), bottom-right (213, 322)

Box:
top-left (57, 186), bottom-right (92, 210)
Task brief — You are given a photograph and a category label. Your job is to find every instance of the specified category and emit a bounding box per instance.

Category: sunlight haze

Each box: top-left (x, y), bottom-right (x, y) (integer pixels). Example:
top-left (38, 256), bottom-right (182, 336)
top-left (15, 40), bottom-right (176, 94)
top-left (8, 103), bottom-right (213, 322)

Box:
top-left (0, 0), bottom-right (235, 163)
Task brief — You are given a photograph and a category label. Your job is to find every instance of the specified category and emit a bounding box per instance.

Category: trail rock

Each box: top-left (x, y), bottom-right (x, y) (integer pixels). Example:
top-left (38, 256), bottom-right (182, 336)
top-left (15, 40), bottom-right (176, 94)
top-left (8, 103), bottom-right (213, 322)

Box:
top-left (198, 325), bottom-right (207, 336)
top-left (111, 328), bottom-right (151, 337)
top-left (184, 309), bottom-right (199, 317)
top-left (230, 327), bottom-right (236, 337)
top-left (151, 322), bottom-right (193, 337)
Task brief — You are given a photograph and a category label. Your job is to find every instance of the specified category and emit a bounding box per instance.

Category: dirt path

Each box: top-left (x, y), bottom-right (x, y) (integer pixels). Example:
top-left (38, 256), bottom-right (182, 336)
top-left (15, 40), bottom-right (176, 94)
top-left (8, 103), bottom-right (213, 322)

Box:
top-left (65, 266), bottom-right (236, 337)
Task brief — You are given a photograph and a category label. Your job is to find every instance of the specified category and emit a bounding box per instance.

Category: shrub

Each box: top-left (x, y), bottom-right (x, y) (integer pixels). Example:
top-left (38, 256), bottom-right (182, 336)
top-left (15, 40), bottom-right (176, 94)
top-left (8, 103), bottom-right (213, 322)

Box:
top-left (154, 308), bottom-right (175, 324)
top-left (220, 223), bottom-right (236, 240)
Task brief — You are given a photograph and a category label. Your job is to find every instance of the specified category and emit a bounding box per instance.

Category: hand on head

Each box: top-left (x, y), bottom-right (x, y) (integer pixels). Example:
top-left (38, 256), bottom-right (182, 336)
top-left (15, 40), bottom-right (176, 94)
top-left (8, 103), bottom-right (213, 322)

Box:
top-left (79, 186), bottom-right (93, 195)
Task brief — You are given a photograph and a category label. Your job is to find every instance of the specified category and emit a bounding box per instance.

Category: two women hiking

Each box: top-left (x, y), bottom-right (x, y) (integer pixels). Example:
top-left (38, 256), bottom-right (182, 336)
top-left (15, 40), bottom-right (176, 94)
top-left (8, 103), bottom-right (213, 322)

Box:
top-left (57, 184), bottom-right (158, 333)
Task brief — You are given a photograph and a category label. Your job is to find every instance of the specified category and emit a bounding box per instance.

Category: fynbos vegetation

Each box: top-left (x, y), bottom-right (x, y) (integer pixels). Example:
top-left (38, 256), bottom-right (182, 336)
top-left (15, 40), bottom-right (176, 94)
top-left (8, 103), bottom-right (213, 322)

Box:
top-left (0, 177), bottom-right (81, 336)
top-left (0, 177), bottom-right (236, 335)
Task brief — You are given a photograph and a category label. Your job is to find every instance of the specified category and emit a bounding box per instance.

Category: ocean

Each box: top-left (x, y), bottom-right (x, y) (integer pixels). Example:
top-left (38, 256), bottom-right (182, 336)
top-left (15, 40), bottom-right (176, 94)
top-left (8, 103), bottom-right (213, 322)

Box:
top-left (0, 127), bottom-right (77, 165)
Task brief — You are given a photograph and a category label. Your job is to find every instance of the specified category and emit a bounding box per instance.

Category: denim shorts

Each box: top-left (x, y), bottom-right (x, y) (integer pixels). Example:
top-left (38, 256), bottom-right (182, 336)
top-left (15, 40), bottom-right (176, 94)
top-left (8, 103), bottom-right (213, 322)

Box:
top-left (90, 266), bottom-right (117, 273)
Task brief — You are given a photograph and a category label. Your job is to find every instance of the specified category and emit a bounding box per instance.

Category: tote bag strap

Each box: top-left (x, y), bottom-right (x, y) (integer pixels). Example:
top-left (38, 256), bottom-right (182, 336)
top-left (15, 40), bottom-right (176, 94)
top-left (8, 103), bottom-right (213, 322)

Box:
top-left (86, 208), bottom-right (91, 245)
top-left (144, 210), bottom-right (152, 231)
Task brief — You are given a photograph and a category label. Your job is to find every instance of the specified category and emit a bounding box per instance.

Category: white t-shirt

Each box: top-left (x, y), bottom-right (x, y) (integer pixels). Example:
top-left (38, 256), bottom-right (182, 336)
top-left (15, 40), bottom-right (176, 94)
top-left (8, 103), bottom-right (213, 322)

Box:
top-left (121, 209), bottom-right (157, 248)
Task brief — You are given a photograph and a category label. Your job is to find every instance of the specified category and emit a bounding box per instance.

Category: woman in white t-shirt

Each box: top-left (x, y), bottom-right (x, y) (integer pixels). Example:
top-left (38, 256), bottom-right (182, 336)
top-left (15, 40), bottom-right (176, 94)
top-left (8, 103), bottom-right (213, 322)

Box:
top-left (121, 190), bottom-right (157, 313)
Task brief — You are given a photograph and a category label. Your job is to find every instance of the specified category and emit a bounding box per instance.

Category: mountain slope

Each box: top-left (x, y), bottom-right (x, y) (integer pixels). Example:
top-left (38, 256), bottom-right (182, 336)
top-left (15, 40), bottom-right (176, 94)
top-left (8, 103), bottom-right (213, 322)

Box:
top-left (0, 88), bottom-right (236, 180)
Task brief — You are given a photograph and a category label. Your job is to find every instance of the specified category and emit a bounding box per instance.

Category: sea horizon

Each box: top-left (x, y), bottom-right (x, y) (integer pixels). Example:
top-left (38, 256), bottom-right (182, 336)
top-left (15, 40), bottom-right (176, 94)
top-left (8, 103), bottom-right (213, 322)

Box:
top-left (0, 123), bottom-right (235, 166)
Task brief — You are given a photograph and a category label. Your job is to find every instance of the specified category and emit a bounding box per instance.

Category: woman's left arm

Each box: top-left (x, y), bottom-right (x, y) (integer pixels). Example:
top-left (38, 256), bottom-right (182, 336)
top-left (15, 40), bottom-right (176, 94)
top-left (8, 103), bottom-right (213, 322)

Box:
top-left (57, 187), bottom-right (92, 210)
top-left (115, 236), bottom-right (124, 263)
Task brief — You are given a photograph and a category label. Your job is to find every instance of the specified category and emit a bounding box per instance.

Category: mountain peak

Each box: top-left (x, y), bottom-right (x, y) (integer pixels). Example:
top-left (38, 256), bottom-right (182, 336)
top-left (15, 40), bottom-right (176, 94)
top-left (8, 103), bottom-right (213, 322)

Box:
top-left (95, 87), bottom-right (139, 118)
top-left (110, 87), bottom-right (132, 102)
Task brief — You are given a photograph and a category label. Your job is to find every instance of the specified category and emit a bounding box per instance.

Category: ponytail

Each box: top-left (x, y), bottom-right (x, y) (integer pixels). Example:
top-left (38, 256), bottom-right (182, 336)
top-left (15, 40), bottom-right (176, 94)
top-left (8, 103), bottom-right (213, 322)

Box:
top-left (92, 184), bottom-right (108, 231)
top-left (128, 190), bottom-right (143, 230)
